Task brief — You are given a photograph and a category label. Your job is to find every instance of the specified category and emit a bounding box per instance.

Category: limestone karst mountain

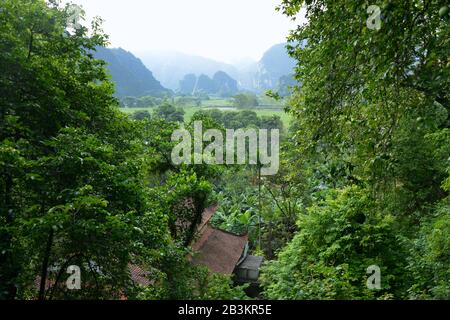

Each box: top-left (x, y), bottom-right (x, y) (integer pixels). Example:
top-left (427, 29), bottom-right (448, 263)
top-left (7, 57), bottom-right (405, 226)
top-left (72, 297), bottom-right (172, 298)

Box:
top-left (94, 47), bottom-right (171, 98)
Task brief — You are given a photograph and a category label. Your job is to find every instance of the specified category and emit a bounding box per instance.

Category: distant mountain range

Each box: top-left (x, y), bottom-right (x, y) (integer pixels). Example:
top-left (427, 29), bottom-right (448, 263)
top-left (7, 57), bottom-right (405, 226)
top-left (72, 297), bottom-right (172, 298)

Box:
top-left (250, 43), bottom-right (297, 92)
top-left (94, 43), bottom-right (300, 98)
top-left (137, 51), bottom-right (239, 91)
top-left (137, 43), bottom-right (299, 94)
top-left (94, 47), bottom-right (171, 98)
top-left (179, 71), bottom-right (238, 97)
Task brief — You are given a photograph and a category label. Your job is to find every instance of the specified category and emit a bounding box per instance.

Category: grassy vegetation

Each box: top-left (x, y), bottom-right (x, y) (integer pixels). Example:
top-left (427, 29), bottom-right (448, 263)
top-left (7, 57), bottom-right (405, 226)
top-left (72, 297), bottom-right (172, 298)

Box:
top-left (120, 95), bottom-right (292, 125)
top-left (120, 106), bottom-right (292, 127)
top-left (200, 98), bottom-right (233, 107)
top-left (199, 96), bottom-right (285, 108)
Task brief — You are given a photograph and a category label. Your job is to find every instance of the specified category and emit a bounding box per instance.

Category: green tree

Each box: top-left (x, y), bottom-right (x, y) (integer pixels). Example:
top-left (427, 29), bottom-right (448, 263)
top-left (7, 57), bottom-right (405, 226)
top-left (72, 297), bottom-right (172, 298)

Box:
top-left (233, 93), bottom-right (259, 109)
top-left (261, 0), bottom-right (450, 300)
top-left (260, 115), bottom-right (284, 131)
top-left (131, 110), bottom-right (152, 121)
top-left (154, 103), bottom-right (185, 123)
top-left (261, 187), bottom-right (406, 299)
top-left (0, 0), bottom-right (169, 299)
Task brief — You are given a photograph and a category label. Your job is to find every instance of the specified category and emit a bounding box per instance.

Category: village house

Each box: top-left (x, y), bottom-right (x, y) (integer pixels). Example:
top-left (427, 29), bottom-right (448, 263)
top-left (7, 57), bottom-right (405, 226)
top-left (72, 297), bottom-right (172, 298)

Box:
top-left (189, 206), bottom-right (264, 295)
top-left (36, 206), bottom-right (263, 298)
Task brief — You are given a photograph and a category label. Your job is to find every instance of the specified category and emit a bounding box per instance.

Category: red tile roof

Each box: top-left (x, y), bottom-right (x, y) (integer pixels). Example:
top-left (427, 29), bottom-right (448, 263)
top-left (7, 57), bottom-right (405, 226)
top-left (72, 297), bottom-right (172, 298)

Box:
top-left (34, 206), bottom-right (247, 298)
top-left (190, 206), bottom-right (248, 275)
top-left (129, 264), bottom-right (153, 287)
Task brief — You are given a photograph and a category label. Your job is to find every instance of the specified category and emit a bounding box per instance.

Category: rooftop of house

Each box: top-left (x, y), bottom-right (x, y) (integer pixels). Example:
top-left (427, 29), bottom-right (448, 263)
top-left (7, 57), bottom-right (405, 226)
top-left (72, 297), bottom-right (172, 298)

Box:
top-left (190, 206), bottom-right (249, 275)
top-left (36, 206), bottom-right (256, 297)
top-left (237, 255), bottom-right (264, 271)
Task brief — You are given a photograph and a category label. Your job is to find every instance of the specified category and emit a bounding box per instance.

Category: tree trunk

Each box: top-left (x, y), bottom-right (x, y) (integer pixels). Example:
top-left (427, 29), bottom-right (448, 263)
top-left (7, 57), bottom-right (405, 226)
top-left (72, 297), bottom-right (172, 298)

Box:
top-left (0, 173), bottom-right (18, 300)
top-left (38, 228), bottom-right (54, 300)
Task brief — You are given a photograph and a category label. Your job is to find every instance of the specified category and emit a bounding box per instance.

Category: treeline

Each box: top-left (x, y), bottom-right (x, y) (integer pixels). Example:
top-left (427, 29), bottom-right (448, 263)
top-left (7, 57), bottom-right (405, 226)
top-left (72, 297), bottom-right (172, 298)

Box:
top-left (189, 109), bottom-right (284, 131)
top-left (131, 107), bottom-right (284, 132)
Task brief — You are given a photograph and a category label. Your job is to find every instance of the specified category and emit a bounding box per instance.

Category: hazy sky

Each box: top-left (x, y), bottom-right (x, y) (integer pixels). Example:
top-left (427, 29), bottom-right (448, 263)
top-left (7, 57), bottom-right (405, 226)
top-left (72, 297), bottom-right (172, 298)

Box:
top-left (65, 0), bottom-right (305, 63)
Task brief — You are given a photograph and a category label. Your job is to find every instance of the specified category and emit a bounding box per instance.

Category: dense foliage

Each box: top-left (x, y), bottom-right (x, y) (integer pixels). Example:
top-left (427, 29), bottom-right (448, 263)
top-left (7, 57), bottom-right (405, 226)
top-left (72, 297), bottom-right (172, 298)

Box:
top-left (0, 0), bottom-right (246, 300)
top-left (260, 0), bottom-right (449, 300)
top-left (192, 108), bottom-right (284, 131)
top-left (1, 0), bottom-right (448, 301)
